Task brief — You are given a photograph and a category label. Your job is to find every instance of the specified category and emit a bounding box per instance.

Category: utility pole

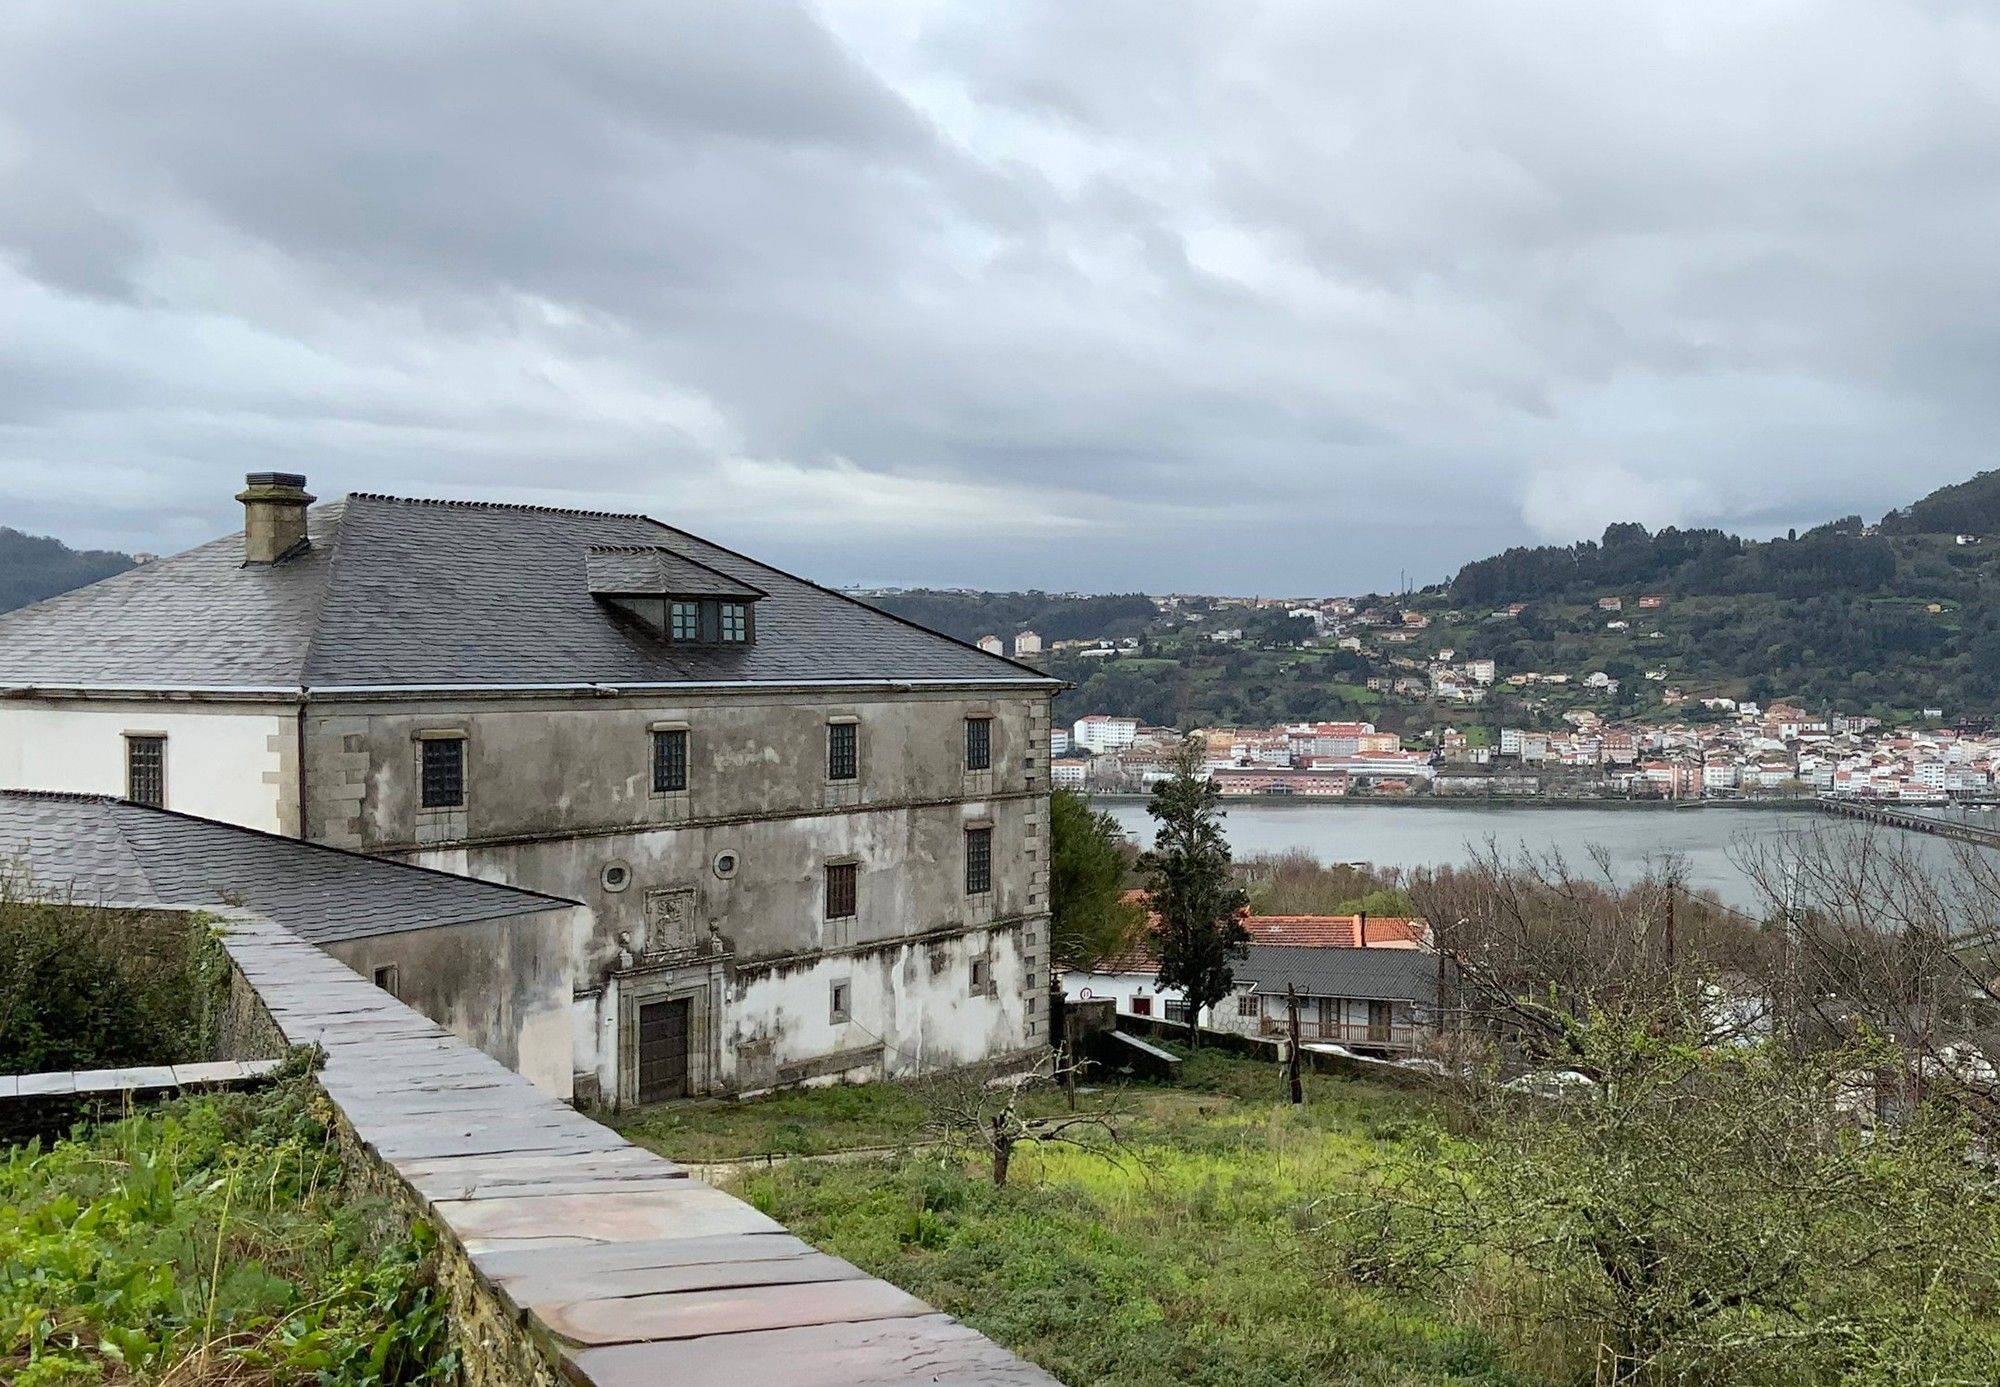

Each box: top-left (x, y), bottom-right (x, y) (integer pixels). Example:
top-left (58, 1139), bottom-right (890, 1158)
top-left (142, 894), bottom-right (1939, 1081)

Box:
top-left (1284, 984), bottom-right (1304, 1106)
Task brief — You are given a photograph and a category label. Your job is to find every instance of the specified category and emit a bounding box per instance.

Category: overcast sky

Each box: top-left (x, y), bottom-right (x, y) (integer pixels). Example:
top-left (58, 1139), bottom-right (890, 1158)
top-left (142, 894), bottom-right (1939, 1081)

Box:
top-left (2, 2), bottom-right (1997, 594)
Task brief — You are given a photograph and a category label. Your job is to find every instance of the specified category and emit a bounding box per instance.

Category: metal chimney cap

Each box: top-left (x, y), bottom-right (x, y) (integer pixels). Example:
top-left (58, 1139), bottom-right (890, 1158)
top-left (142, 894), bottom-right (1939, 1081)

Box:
top-left (243, 471), bottom-right (309, 490)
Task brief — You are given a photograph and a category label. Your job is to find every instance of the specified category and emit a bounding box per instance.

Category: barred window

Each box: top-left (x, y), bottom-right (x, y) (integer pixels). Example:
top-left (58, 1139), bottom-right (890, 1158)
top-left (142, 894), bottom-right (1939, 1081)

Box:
top-left (421, 737), bottom-right (465, 809)
top-left (720, 603), bottom-right (749, 642)
top-left (827, 722), bottom-right (858, 781)
top-left (669, 601), bottom-right (699, 641)
top-left (652, 728), bottom-right (688, 793)
top-left (125, 735), bottom-right (165, 807)
top-left (965, 825), bottom-right (992, 895)
top-left (1164, 999), bottom-right (1192, 1025)
top-left (965, 716), bottom-right (992, 771)
top-left (826, 862), bottom-right (858, 920)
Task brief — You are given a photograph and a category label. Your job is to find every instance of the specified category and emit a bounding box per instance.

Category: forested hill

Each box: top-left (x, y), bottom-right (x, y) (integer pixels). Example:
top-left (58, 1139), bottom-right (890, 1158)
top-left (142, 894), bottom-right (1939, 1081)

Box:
top-left (858, 589), bottom-right (1158, 645)
top-left (1434, 470), bottom-right (2000, 716)
top-left (0, 528), bottom-right (135, 613)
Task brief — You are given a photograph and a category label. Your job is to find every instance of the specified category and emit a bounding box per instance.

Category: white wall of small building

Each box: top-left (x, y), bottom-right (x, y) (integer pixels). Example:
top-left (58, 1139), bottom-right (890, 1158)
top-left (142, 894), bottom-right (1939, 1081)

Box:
top-left (0, 699), bottom-right (292, 833)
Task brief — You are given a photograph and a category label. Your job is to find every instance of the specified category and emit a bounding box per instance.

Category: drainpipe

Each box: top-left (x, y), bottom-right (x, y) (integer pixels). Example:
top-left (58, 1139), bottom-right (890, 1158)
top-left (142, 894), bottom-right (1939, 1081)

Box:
top-left (295, 696), bottom-right (309, 839)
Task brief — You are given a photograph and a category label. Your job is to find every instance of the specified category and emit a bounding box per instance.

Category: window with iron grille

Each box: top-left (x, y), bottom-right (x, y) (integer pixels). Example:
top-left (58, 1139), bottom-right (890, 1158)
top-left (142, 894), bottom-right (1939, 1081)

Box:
top-left (1164, 999), bottom-right (1192, 1024)
top-left (965, 825), bottom-right (992, 895)
top-left (421, 737), bottom-right (465, 808)
top-left (720, 603), bottom-right (748, 642)
top-left (125, 735), bottom-right (165, 807)
top-left (669, 601), bottom-right (699, 641)
top-left (827, 722), bottom-right (857, 781)
top-left (825, 862), bottom-right (857, 920)
top-left (652, 728), bottom-right (688, 793)
top-left (965, 716), bottom-right (991, 771)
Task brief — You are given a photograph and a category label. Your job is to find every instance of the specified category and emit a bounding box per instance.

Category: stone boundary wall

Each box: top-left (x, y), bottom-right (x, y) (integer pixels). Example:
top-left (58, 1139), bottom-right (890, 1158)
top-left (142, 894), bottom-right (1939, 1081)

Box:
top-left (217, 911), bottom-right (1061, 1387)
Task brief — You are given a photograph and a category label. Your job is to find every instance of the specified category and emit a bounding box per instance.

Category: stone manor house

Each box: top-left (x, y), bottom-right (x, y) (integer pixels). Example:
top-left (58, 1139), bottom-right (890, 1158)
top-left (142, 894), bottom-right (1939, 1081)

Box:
top-left (0, 474), bottom-right (1060, 1106)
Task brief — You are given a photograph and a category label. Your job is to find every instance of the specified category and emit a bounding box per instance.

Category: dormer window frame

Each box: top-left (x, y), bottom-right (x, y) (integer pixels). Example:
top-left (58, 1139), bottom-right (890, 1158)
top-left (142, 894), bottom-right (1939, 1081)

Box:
top-left (584, 545), bottom-right (765, 648)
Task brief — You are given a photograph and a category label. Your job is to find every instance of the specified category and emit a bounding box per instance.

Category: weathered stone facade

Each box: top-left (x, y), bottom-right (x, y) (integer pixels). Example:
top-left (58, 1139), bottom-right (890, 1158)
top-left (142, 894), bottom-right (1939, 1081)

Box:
top-left (299, 684), bottom-right (1053, 1103)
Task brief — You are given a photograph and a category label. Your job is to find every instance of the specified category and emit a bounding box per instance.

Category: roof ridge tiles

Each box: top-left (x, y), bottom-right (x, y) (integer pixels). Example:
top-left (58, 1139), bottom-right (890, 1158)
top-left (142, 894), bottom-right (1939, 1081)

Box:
top-left (0, 788), bottom-right (122, 803)
top-left (347, 492), bottom-right (652, 520)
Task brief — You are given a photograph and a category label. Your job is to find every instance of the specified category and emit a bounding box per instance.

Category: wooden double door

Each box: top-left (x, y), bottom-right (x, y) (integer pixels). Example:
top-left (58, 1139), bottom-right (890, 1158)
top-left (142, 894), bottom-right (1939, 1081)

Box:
top-left (637, 996), bottom-right (692, 1103)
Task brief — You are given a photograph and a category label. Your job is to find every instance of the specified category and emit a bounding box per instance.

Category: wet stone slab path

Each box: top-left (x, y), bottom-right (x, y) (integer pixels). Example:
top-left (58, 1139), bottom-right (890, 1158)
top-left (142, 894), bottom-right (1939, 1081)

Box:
top-left (221, 913), bottom-right (1061, 1386)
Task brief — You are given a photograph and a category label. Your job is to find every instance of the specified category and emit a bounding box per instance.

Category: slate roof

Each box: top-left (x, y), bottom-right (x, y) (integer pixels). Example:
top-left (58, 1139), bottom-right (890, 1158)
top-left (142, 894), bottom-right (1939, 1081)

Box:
top-left (1234, 944), bottom-right (1449, 1005)
top-left (0, 493), bottom-right (1055, 692)
top-left (582, 546), bottom-right (766, 600)
top-left (0, 790), bottom-right (573, 944)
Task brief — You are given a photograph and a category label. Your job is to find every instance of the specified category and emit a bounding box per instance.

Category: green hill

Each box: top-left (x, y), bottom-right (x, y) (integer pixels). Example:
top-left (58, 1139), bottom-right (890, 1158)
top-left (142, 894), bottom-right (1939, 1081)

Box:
top-left (1431, 473), bottom-right (2000, 718)
top-left (0, 528), bottom-right (134, 614)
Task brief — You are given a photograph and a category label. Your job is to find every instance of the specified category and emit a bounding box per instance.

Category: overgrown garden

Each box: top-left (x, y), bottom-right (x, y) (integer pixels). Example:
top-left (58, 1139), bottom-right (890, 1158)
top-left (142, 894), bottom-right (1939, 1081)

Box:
top-left (0, 1062), bottom-right (454, 1386)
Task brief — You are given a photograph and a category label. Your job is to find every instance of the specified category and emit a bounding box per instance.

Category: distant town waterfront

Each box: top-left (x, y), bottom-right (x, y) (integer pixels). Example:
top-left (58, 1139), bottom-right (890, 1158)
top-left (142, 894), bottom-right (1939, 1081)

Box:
top-left (1099, 799), bottom-right (1919, 914)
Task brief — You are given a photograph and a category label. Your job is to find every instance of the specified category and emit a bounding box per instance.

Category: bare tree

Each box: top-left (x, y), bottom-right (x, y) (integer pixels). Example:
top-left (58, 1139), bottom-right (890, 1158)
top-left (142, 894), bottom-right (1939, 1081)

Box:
top-left (1407, 841), bottom-right (1772, 1075)
top-left (1735, 820), bottom-right (2000, 1136)
top-left (915, 1049), bottom-right (1126, 1186)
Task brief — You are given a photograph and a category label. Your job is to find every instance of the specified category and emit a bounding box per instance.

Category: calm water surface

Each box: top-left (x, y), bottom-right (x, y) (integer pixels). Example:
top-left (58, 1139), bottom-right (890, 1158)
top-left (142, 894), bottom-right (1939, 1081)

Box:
top-left (1099, 799), bottom-right (1874, 913)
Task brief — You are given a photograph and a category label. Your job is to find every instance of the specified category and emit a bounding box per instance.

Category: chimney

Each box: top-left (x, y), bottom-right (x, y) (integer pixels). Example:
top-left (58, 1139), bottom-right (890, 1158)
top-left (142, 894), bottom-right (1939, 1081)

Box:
top-left (1358, 911), bottom-right (1368, 947)
top-left (237, 472), bottom-right (315, 565)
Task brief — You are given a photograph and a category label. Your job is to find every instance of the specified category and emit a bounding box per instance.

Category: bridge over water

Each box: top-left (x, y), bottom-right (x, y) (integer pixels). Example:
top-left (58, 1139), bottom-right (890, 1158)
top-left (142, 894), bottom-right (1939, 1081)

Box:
top-left (1816, 797), bottom-right (2000, 848)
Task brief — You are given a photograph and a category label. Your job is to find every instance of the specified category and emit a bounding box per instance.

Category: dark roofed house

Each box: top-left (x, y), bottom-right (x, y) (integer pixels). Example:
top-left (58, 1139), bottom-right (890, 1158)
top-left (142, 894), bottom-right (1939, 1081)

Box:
top-left (0, 475), bottom-right (1062, 1106)
top-left (0, 789), bottom-right (580, 1095)
top-left (1229, 945), bottom-right (1449, 1052)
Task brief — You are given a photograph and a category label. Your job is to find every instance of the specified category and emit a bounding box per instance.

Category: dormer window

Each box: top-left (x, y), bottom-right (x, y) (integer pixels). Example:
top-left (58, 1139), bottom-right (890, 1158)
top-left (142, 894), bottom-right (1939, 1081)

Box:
top-left (586, 546), bottom-right (765, 647)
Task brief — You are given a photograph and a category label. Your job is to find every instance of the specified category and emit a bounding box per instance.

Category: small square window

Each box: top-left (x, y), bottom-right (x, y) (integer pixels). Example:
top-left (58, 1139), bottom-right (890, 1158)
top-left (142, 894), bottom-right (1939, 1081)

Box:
top-left (720, 603), bottom-right (749, 642)
top-left (826, 862), bottom-right (858, 920)
top-left (965, 716), bottom-right (992, 771)
top-left (125, 735), bottom-right (165, 807)
top-left (1237, 994), bottom-right (1259, 1017)
top-left (830, 979), bottom-right (851, 1023)
top-left (669, 601), bottom-right (699, 641)
top-left (420, 737), bottom-right (465, 809)
top-left (373, 964), bottom-right (400, 998)
top-left (965, 825), bottom-right (993, 895)
top-left (1130, 995), bottom-right (1153, 1016)
top-left (652, 728), bottom-right (688, 793)
top-left (827, 722), bottom-right (858, 781)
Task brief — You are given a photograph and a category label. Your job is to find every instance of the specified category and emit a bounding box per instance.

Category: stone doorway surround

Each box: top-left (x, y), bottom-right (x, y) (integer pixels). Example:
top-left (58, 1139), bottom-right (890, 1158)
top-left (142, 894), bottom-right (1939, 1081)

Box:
top-left (615, 952), bottom-right (727, 1107)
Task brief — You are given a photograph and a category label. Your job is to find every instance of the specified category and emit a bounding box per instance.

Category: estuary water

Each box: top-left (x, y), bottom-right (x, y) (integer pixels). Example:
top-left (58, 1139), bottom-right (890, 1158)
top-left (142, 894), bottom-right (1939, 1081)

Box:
top-left (1099, 799), bottom-right (1845, 914)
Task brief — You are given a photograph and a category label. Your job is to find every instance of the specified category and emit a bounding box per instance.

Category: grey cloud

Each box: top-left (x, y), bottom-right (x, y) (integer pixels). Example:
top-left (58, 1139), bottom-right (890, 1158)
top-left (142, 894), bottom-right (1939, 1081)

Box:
top-left (1, 0), bottom-right (1998, 592)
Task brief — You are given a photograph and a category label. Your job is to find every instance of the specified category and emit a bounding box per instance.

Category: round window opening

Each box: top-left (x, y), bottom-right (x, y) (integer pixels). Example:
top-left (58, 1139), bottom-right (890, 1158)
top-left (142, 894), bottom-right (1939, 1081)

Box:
top-left (712, 850), bottom-right (740, 880)
top-left (600, 862), bottom-right (633, 893)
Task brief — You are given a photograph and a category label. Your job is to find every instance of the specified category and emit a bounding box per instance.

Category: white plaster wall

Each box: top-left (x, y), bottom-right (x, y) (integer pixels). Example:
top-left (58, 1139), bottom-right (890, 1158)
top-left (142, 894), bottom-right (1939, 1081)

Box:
top-left (0, 701), bottom-right (291, 832)
top-left (733, 924), bottom-right (1029, 1093)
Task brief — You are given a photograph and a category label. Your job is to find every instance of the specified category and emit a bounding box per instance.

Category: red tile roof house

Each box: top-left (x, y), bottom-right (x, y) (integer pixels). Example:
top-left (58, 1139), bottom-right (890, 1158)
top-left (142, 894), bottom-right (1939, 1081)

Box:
top-left (1063, 908), bottom-right (1435, 1050)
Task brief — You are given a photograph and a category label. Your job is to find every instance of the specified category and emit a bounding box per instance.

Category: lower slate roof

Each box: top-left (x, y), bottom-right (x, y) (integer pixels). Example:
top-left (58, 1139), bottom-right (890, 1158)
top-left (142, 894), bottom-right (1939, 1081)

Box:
top-left (1234, 944), bottom-right (1450, 1006)
top-left (0, 790), bottom-right (575, 945)
top-left (0, 492), bottom-right (1057, 691)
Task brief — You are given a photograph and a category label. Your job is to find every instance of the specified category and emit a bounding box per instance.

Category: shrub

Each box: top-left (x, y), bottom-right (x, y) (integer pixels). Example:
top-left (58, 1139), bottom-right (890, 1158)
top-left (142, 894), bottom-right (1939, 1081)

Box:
top-left (0, 876), bottom-right (229, 1072)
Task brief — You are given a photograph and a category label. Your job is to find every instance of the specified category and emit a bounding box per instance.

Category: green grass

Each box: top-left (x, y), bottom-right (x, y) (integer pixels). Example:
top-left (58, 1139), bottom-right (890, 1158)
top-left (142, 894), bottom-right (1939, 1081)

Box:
top-left (1, 1063), bottom-right (453, 1386)
top-left (619, 1079), bottom-right (933, 1160)
top-left (711, 1051), bottom-right (1532, 1386)
top-left (617, 1067), bottom-right (1188, 1162)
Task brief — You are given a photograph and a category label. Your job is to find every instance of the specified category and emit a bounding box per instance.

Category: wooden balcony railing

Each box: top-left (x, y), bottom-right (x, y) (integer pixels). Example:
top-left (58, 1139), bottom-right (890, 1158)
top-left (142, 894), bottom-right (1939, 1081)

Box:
top-left (1259, 1016), bottom-right (1424, 1051)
